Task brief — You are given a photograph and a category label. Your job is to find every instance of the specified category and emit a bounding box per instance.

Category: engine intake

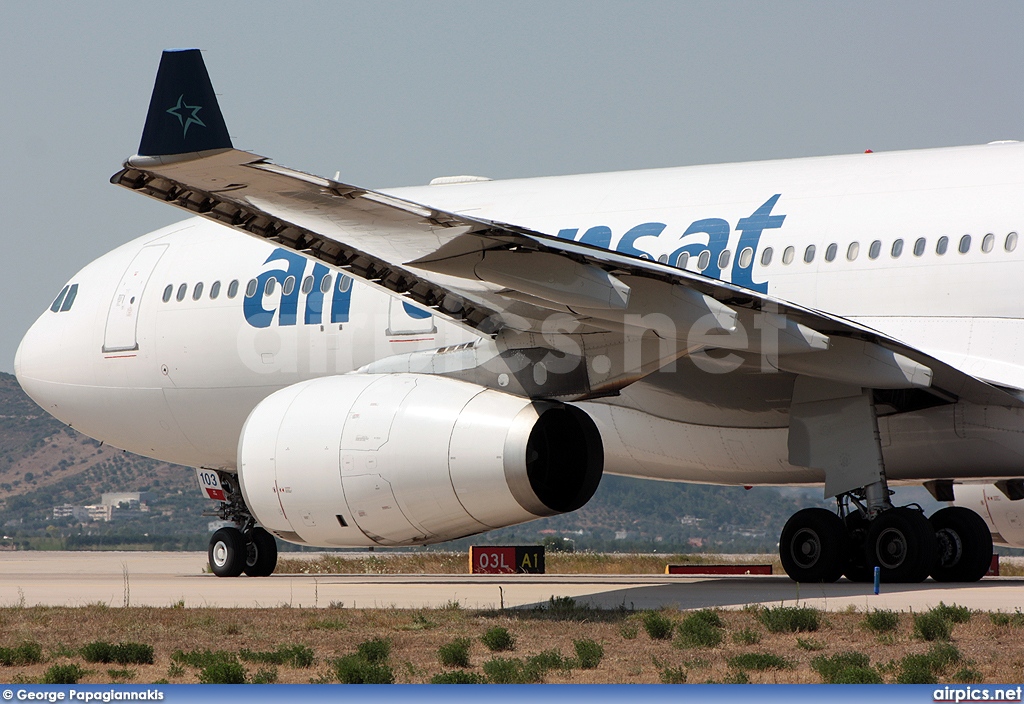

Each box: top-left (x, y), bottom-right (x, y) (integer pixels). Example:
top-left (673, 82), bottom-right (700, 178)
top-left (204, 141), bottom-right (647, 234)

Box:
top-left (236, 373), bottom-right (603, 546)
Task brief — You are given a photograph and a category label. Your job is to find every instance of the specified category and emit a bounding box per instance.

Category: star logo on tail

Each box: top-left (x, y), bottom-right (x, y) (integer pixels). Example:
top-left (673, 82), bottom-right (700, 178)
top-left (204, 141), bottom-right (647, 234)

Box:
top-left (166, 94), bottom-right (206, 138)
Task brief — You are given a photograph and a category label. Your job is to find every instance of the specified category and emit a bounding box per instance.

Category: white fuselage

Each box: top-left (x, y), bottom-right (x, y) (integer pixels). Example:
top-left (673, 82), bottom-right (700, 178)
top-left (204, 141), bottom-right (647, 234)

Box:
top-left (15, 143), bottom-right (1024, 488)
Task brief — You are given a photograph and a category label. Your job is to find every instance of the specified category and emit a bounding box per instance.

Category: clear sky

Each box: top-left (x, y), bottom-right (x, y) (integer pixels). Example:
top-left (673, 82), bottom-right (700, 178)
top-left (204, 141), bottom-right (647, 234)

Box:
top-left (3, 1), bottom-right (1024, 373)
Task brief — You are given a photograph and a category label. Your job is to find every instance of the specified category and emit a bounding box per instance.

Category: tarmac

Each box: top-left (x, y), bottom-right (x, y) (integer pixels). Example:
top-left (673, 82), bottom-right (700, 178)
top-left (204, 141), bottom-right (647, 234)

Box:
top-left (1, 551), bottom-right (1022, 611)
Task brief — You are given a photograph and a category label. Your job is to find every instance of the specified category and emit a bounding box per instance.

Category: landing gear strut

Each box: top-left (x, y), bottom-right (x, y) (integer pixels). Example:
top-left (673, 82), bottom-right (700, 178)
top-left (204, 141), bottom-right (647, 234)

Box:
top-left (204, 472), bottom-right (278, 578)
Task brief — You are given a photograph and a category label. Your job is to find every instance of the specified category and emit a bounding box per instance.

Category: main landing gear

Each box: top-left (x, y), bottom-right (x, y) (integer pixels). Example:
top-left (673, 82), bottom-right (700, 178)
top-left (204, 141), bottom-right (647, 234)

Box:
top-left (204, 472), bottom-right (278, 578)
top-left (779, 486), bottom-right (993, 584)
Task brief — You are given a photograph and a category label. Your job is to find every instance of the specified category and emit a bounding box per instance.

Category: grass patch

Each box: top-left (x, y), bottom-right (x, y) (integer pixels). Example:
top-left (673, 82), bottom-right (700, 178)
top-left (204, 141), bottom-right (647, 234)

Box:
top-left (356, 638), bottom-right (391, 664)
top-left (642, 610), bottom-right (675, 640)
top-left (481, 626), bottom-right (516, 652)
top-left (438, 638), bottom-right (471, 668)
top-left (932, 603), bottom-right (971, 624)
top-left (913, 612), bottom-right (952, 641)
top-left (659, 665), bottom-right (687, 683)
top-left (675, 610), bottom-right (724, 649)
top-left (811, 651), bottom-right (881, 684)
top-left (795, 637), bottom-right (824, 651)
top-left (573, 639), bottom-right (604, 669)
top-left (431, 670), bottom-right (486, 684)
top-left (0, 641), bottom-right (43, 666)
top-left (952, 666), bottom-right (984, 683)
top-left (863, 609), bottom-right (899, 633)
top-left (238, 644), bottom-right (314, 668)
top-left (106, 668), bottom-right (136, 681)
top-left (482, 656), bottom-right (543, 684)
top-left (251, 666), bottom-right (278, 684)
top-left (42, 663), bottom-right (86, 684)
top-left (333, 654), bottom-right (394, 684)
top-left (199, 660), bottom-right (247, 684)
top-left (81, 641), bottom-right (154, 665)
top-left (170, 649), bottom-right (236, 668)
top-left (757, 605), bottom-right (821, 633)
top-left (728, 652), bottom-right (793, 671)
top-left (619, 622), bottom-right (639, 639)
top-left (990, 610), bottom-right (1024, 627)
top-left (895, 644), bottom-right (963, 684)
top-left (732, 628), bottom-right (761, 645)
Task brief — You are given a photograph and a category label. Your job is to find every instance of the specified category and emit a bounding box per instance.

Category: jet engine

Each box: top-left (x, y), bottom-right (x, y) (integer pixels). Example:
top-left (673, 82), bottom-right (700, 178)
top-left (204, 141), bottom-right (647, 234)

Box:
top-left (953, 484), bottom-right (1024, 547)
top-left (236, 373), bottom-right (603, 547)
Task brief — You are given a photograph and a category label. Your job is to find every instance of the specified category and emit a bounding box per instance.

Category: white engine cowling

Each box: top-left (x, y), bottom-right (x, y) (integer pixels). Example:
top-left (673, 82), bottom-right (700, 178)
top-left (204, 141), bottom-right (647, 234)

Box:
top-left (953, 484), bottom-right (1024, 547)
top-left (236, 373), bottom-right (603, 547)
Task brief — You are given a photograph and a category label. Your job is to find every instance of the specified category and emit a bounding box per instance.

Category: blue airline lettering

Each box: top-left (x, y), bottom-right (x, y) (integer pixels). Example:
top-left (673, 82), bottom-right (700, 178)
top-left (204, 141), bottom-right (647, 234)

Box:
top-left (244, 248), bottom-right (353, 328)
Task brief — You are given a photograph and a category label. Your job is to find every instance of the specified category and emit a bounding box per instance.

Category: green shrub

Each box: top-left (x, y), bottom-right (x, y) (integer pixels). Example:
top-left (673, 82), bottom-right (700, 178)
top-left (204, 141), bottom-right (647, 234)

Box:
top-left (990, 610), bottom-right (1024, 627)
top-left (356, 638), bottom-right (391, 664)
top-left (199, 660), bottom-right (247, 684)
top-left (758, 605), bottom-right (820, 633)
top-left (675, 612), bottom-right (724, 649)
top-left (170, 649), bottom-right (236, 668)
top-left (0, 641), bottom-right (43, 666)
top-left (528, 649), bottom-right (571, 673)
top-left (81, 641), bottom-right (153, 665)
top-left (721, 670), bottom-right (750, 684)
top-left (106, 668), bottom-right (136, 681)
top-left (238, 644), bottom-right (314, 668)
top-left (642, 611), bottom-right (675, 640)
top-left (732, 628), bottom-right (761, 645)
top-left (952, 666), bottom-right (984, 683)
top-left (927, 643), bottom-right (963, 671)
top-left (914, 612), bottom-right (952, 641)
top-left (438, 638), bottom-right (471, 668)
top-left (333, 654), bottom-right (395, 684)
top-left (897, 654), bottom-right (937, 684)
top-left (811, 652), bottom-right (881, 684)
top-left (931, 602), bottom-right (971, 624)
top-left (795, 637), bottom-right (825, 651)
top-left (483, 657), bottom-right (543, 684)
top-left (42, 663), bottom-right (85, 684)
top-left (251, 667), bottom-right (278, 684)
top-left (619, 622), bottom-right (639, 640)
top-left (573, 639), bottom-right (604, 669)
top-left (659, 665), bottom-right (687, 683)
top-left (481, 627), bottom-right (516, 652)
top-left (727, 653), bottom-right (792, 671)
top-left (431, 670), bottom-right (487, 684)
top-left (863, 609), bottom-right (900, 633)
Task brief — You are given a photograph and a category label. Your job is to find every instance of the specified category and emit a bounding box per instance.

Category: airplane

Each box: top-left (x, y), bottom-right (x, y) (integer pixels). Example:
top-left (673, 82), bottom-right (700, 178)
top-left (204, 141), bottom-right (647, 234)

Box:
top-left (15, 48), bottom-right (1024, 583)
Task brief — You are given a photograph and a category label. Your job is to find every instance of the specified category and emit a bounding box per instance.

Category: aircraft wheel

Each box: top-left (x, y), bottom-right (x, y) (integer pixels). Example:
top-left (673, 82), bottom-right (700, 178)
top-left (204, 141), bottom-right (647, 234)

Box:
top-left (780, 508), bottom-right (847, 583)
top-left (209, 527), bottom-right (246, 578)
top-left (865, 507), bottom-right (937, 583)
top-left (843, 512), bottom-right (873, 582)
top-left (930, 507), bottom-right (993, 582)
top-left (243, 527), bottom-right (278, 577)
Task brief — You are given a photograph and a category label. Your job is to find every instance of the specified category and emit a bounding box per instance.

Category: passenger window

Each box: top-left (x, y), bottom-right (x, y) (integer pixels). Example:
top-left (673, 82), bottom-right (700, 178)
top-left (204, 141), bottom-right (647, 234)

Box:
top-left (718, 250), bottom-right (731, 269)
top-left (868, 240), bottom-right (881, 259)
top-left (891, 239), bottom-right (904, 258)
top-left (210, 281), bottom-right (221, 299)
top-left (192, 282), bottom-right (204, 300)
top-left (982, 233), bottom-right (995, 253)
top-left (825, 243), bottom-right (837, 262)
top-left (282, 276), bottom-right (296, 296)
top-left (227, 280), bottom-right (239, 298)
top-left (321, 274), bottom-right (333, 293)
top-left (301, 276), bottom-right (314, 294)
top-left (657, 254), bottom-right (668, 264)
top-left (1007, 232), bottom-right (1019, 252)
top-left (760, 247), bottom-right (773, 266)
top-left (847, 242), bottom-right (860, 261)
top-left (264, 278), bottom-right (276, 296)
top-left (338, 276), bottom-right (351, 292)
top-left (676, 251), bottom-right (690, 269)
top-left (245, 279), bottom-right (257, 297)
top-left (697, 250), bottom-right (711, 271)
top-left (803, 245), bottom-right (816, 263)
top-left (913, 238), bottom-right (926, 257)
top-left (50, 285), bottom-right (69, 313)
top-left (738, 247), bottom-right (753, 269)
top-left (936, 236), bottom-right (949, 255)
top-left (782, 246), bottom-right (795, 265)
top-left (959, 234), bottom-right (971, 254)
top-left (60, 284), bottom-right (78, 312)
top-left (161, 285), bottom-right (172, 303)
top-left (176, 284), bottom-right (187, 302)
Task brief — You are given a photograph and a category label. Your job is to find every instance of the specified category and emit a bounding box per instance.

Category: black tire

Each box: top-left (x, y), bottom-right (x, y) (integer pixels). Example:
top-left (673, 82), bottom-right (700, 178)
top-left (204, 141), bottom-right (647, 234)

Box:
top-left (930, 506), bottom-right (993, 582)
top-left (243, 527), bottom-right (278, 577)
top-left (843, 512), bottom-right (874, 583)
top-left (780, 508), bottom-right (848, 583)
top-left (208, 527), bottom-right (245, 578)
top-left (865, 507), bottom-right (937, 583)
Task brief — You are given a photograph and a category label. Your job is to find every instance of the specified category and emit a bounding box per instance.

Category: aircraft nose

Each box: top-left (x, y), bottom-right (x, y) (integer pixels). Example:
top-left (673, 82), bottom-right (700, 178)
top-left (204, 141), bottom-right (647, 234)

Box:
top-left (14, 306), bottom-right (69, 415)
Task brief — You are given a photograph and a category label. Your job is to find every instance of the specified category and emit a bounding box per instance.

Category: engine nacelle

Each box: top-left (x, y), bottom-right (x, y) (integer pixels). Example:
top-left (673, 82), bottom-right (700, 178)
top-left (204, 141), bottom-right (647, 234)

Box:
top-left (953, 484), bottom-right (1024, 547)
top-left (237, 374), bottom-right (603, 547)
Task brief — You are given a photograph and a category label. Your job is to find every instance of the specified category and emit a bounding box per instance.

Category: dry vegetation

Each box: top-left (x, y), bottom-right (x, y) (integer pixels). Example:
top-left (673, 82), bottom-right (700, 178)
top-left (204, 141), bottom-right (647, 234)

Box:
top-left (1, 600), bottom-right (1023, 684)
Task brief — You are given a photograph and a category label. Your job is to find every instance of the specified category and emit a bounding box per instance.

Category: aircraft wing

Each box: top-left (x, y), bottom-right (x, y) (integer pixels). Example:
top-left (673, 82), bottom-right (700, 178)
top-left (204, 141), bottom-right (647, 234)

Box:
top-left (112, 49), bottom-right (1023, 409)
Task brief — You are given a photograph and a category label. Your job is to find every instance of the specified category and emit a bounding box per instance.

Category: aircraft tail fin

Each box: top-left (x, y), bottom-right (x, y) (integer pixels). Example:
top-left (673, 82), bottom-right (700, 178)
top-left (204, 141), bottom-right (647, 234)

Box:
top-left (137, 49), bottom-right (232, 157)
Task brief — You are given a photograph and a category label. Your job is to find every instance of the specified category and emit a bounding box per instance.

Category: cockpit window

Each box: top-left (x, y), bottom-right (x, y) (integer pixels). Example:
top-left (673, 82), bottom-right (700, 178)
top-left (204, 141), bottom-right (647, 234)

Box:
top-left (59, 284), bottom-right (79, 312)
top-left (50, 286), bottom-right (70, 313)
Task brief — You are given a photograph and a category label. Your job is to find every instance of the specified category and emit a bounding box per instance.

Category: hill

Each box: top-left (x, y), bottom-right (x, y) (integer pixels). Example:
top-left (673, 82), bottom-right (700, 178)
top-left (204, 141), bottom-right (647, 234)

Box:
top-left (0, 372), bottom-right (825, 553)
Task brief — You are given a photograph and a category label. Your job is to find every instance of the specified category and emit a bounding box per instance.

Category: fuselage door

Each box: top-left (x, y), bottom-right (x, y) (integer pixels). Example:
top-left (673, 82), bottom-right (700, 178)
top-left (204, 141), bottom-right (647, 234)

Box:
top-left (387, 298), bottom-right (436, 336)
top-left (103, 244), bottom-right (168, 352)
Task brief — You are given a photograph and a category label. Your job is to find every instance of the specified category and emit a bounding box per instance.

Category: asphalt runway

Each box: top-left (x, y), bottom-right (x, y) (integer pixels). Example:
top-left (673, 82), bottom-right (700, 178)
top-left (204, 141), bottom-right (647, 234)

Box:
top-left (1, 551), bottom-right (1023, 612)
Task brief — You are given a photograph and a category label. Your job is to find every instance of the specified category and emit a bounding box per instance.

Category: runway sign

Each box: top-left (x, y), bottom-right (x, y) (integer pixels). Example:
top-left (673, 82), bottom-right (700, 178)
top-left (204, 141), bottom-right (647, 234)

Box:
top-left (469, 546), bottom-right (545, 574)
